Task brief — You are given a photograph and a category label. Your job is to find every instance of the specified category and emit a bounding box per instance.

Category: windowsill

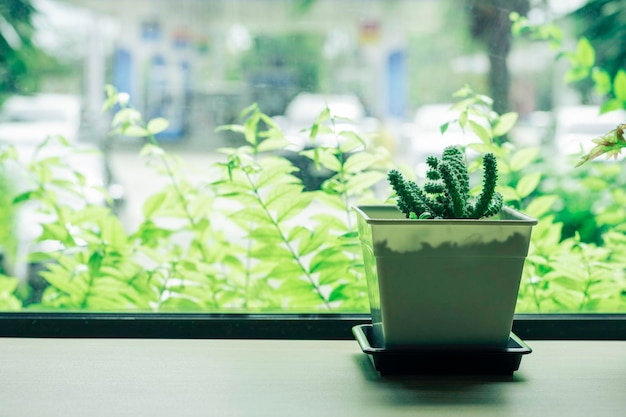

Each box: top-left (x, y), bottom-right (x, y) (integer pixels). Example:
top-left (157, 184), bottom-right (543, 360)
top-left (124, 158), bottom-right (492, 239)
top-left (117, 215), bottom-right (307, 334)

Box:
top-left (0, 337), bottom-right (624, 416)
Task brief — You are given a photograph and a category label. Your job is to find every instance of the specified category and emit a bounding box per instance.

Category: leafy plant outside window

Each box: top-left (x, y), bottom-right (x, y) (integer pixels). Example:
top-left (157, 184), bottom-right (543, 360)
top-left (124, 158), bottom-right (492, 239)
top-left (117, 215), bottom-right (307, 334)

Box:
top-left (0, 86), bottom-right (392, 312)
top-left (0, 80), bottom-right (624, 313)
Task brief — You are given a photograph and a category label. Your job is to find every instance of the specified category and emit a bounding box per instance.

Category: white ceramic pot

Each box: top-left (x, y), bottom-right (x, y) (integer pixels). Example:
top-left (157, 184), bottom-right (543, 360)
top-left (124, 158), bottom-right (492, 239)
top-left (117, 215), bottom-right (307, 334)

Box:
top-left (354, 205), bottom-right (537, 350)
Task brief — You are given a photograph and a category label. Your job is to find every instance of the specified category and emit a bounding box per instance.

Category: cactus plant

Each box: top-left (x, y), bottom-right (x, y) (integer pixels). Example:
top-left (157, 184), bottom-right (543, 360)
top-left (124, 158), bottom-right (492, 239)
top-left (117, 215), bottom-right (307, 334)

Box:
top-left (387, 146), bottom-right (503, 219)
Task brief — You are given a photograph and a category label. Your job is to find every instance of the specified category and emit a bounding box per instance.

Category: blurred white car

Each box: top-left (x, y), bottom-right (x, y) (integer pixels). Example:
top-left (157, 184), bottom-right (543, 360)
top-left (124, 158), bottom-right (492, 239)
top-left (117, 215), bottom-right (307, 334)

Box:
top-left (273, 93), bottom-right (379, 189)
top-left (0, 94), bottom-right (81, 144)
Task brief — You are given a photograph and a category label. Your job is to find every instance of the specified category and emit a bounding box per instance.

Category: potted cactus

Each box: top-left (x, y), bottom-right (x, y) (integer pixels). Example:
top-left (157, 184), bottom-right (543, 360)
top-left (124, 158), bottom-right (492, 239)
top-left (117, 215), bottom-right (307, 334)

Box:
top-left (354, 146), bottom-right (537, 355)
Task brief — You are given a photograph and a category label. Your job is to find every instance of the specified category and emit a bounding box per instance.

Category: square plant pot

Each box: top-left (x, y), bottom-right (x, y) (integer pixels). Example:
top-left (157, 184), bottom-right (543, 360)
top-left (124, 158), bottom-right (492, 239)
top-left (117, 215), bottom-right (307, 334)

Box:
top-left (354, 205), bottom-right (537, 351)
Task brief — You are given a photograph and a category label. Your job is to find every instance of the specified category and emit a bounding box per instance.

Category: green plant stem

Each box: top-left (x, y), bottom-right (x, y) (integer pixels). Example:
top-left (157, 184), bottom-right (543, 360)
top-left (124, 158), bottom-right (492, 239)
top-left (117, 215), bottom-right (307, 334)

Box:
top-left (243, 227), bottom-right (254, 309)
top-left (79, 275), bottom-right (95, 309)
top-left (327, 117), bottom-right (354, 232)
top-left (242, 168), bottom-right (332, 310)
top-left (579, 252), bottom-right (593, 311)
top-left (80, 249), bottom-right (101, 309)
top-left (153, 266), bottom-right (172, 311)
top-left (329, 131), bottom-right (361, 275)
top-left (145, 132), bottom-right (211, 264)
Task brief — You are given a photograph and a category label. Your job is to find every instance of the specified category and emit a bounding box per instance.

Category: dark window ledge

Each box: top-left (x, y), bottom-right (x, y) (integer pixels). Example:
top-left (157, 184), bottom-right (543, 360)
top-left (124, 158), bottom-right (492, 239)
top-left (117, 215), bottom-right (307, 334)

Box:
top-left (0, 313), bottom-right (624, 340)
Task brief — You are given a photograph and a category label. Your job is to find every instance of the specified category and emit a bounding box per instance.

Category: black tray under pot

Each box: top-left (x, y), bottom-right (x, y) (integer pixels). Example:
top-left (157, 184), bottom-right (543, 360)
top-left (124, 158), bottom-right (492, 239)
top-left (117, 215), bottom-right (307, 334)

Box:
top-left (352, 324), bottom-right (532, 376)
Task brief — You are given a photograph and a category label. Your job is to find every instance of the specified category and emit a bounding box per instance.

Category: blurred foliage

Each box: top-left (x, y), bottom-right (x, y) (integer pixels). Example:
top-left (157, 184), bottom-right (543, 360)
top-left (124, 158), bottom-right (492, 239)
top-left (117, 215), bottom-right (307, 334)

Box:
top-left (511, 7), bottom-right (626, 244)
top-left (0, 0), bottom-right (36, 94)
top-left (569, 0), bottom-right (626, 102)
top-left (0, 0), bottom-right (66, 97)
top-left (0, 86), bottom-right (391, 312)
top-left (0, 168), bottom-right (17, 273)
top-left (1, 82), bottom-right (623, 314)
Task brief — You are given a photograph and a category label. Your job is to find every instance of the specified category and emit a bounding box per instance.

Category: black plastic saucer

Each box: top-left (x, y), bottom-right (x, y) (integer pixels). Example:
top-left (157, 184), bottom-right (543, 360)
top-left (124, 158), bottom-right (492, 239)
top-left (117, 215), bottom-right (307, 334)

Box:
top-left (352, 324), bottom-right (532, 375)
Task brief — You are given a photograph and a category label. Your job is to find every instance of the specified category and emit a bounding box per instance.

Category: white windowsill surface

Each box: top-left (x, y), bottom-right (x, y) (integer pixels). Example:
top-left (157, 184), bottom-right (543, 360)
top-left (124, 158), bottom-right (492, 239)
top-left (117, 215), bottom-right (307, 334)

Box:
top-left (0, 338), bottom-right (624, 416)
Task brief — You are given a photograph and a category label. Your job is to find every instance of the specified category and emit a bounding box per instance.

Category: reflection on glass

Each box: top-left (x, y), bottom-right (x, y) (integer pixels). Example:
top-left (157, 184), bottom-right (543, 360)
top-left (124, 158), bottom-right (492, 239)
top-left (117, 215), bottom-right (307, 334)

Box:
top-left (0, 0), bottom-right (624, 314)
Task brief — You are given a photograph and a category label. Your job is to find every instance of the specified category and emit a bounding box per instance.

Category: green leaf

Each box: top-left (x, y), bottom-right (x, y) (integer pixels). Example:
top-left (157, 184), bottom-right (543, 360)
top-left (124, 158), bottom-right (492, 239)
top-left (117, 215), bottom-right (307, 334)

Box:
top-left (338, 131), bottom-right (366, 153)
top-left (305, 149), bottom-right (342, 172)
top-left (257, 137), bottom-right (290, 152)
top-left (215, 124), bottom-right (245, 134)
top-left (440, 121), bottom-right (450, 135)
top-left (469, 120), bottom-right (492, 143)
top-left (288, 225), bottom-right (310, 242)
top-left (551, 276), bottom-right (584, 292)
top-left (248, 226), bottom-right (282, 243)
top-left (509, 147), bottom-right (539, 172)
top-left (132, 123), bottom-right (159, 139)
top-left (466, 143), bottom-right (492, 154)
top-left (87, 250), bottom-right (104, 277)
top-left (318, 267), bottom-right (347, 286)
top-left (459, 110), bottom-right (468, 128)
top-left (339, 231), bottom-right (359, 240)
top-left (310, 213), bottom-right (350, 232)
top-left (613, 69), bottom-right (626, 103)
top-left (70, 206), bottom-right (111, 225)
top-left (524, 195), bottom-right (558, 218)
top-left (232, 207), bottom-right (270, 225)
top-left (276, 192), bottom-right (314, 222)
top-left (576, 37), bottom-right (595, 68)
top-left (146, 118), bottom-right (170, 135)
top-left (0, 275), bottom-right (19, 293)
top-left (101, 86), bottom-right (119, 112)
top-left (40, 266), bottom-right (84, 297)
top-left (238, 103), bottom-right (258, 120)
top-left (265, 183), bottom-right (304, 209)
top-left (492, 112), bottom-right (519, 137)
top-left (269, 261), bottom-right (304, 279)
top-left (278, 279), bottom-right (317, 300)
top-left (143, 192), bottom-right (168, 219)
top-left (328, 283), bottom-right (352, 302)
top-left (139, 144), bottom-right (165, 157)
top-left (600, 99), bottom-right (623, 114)
top-left (12, 191), bottom-right (36, 205)
top-left (100, 215), bottom-right (127, 249)
top-left (310, 249), bottom-right (350, 274)
top-left (592, 68), bottom-right (612, 96)
top-left (345, 171), bottom-right (386, 193)
top-left (259, 113), bottom-right (281, 131)
top-left (581, 177), bottom-right (608, 191)
top-left (515, 173), bottom-right (542, 199)
top-left (38, 223), bottom-right (71, 243)
top-left (308, 109), bottom-right (329, 141)
top-left (243, 113), bottom-right (260, 145)
top-left (256, 161), bottom-right (298, 188)
top-left (497, 185), bottom-right (520, 202)
top-left (299, 225), bottom-right (331, 256)
top-left (251, 245), bottom-right (294, 261)
top-left (111, 108), bottom-right (141, 128)
top-left (343, 152), bottom-right (379, 174)
top-left (315, 107), bottom-right (332, 126)
top-left (565, 66), bottom-right (590, 83)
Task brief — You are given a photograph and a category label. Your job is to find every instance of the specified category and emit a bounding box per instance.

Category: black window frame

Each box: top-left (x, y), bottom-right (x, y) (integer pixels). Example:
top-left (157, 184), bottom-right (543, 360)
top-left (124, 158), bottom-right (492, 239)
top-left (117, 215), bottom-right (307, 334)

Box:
top-left (0, 313), bottom-right (624, 340)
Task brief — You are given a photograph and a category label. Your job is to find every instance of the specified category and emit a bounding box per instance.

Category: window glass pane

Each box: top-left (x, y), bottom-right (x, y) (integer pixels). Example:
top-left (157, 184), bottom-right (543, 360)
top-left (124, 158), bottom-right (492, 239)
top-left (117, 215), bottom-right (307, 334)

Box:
top-left (0, 0), bottom-right (624, 314)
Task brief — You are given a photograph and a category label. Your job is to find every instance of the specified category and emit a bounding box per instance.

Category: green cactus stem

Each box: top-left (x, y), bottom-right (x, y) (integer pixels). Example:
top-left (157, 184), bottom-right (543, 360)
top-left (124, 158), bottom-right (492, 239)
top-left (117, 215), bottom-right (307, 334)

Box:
top-left (388, 146), bottom-right (503, 220)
